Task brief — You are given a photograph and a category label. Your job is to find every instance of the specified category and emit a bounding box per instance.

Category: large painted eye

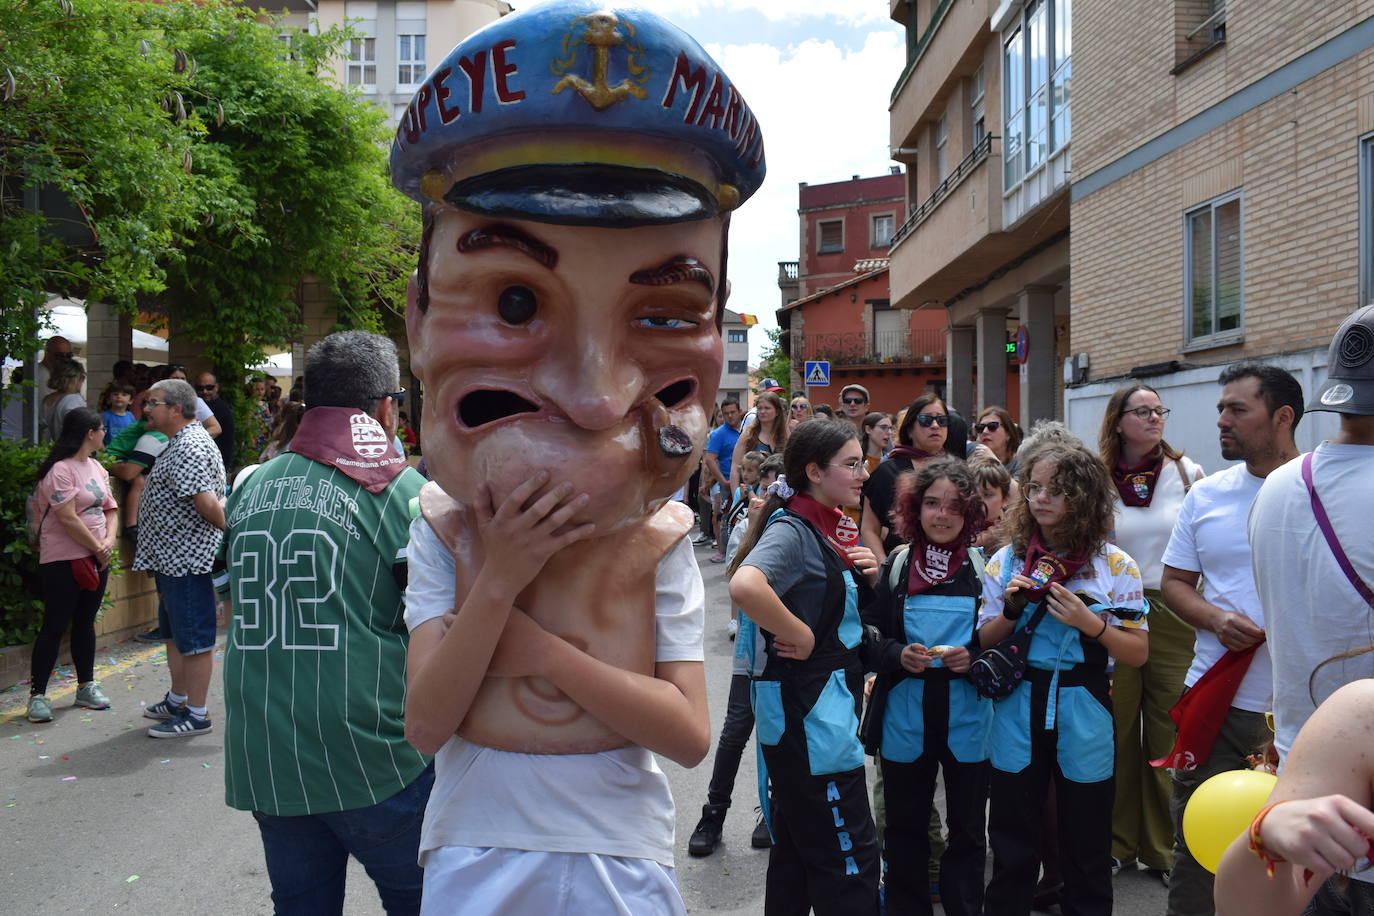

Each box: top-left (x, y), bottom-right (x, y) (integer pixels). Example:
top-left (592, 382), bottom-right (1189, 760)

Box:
top-left (497, 285), bottom-right (536, 324)
top-left (635, 316), bottom-right (699, 329)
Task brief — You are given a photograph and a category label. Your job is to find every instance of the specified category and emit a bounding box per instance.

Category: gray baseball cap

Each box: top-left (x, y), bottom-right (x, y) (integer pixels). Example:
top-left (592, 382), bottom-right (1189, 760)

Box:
top-left (1309, 304), bottom-right (1374, 415)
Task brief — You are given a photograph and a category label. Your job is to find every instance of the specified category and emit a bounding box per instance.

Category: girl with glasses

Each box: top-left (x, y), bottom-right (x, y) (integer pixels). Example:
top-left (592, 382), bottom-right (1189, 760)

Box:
top-left (728, 420), bottom-right (881, 914)
top-left (788, 399), bottom-right (811, 432)
top-left (1096, 384), bottom-right (1205, 882)
top-left (861, 395), bottom-right (948, 566)
top-left (977, 440), bottom-right (1150, 916)
top-left (861, 412), bottom-right (896, 472)
top-left (865, 458), bottom-right (993, 915)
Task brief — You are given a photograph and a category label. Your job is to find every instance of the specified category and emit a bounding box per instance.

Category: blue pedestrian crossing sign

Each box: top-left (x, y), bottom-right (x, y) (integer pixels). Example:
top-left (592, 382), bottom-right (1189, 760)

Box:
top-left (804, 360), bottom-right (830, 387)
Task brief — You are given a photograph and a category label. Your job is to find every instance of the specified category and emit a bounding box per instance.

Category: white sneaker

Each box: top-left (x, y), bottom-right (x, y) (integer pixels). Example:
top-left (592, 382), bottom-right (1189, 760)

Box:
top-left (726, 618), bottom-right (739, 640)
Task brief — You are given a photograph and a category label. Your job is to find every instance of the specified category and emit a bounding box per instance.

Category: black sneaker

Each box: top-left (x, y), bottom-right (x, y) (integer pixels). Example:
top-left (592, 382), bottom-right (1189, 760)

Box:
top-left (751, 814), bottom-right (772, 848)
top-left (688, 804), bottom-right (727, 857)
top-left (133, 627), bottom-right (164, 643)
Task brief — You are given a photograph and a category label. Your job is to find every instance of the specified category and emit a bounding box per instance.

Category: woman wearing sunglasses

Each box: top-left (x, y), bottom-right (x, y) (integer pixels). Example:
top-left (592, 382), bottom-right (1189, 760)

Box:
top-left (1096, 383), bottom-right (1205, 884)
top-left (974, 407), bottom-right (1023, 472)
top-left (861, 394), bottom-right (949, 566)
top-left (788, 398), bottom-right (811, 432)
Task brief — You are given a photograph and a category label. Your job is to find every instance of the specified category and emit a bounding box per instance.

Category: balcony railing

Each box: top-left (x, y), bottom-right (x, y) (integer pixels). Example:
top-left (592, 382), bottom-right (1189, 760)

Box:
top-left (778, 260), bottom-right (799, 281)
top-left (890, 133), bottom-right (996, 249)
top-left (792, 328), bottom-right (947, 367)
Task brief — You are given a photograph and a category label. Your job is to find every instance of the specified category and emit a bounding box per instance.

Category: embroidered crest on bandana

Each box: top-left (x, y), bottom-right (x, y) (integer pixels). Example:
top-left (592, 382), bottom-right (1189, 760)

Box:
top-left (1130, 474), bottom-right (1150, 502)
top-left (835, 513), bottom-right (860, 548)
top-left (1030, 556), bottom-right (1061, 588)
top-left (923, 543), bottom-right (952, 582)
top-left (350, 413), bottom-right (390, 459)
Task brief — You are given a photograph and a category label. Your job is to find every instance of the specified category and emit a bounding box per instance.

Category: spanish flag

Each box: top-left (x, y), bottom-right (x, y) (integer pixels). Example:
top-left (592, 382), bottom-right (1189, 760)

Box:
top-left (738, 314), bottom-right (759, 326)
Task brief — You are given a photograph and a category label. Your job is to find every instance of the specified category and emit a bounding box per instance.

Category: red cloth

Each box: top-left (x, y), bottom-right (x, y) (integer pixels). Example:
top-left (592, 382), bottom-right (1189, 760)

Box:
top-left (906, 533), bottom-right (969, 596)
top-left (1151, 643), bottom-right (1261, 771)
top-left (789, 493), bottom-right (860, 568)
top-left (1112, 455), bottom-right (1163, 507)
top-left (887, 445), bottom-right (938, 462)
top-left (1017, 529), bottom-right (1090, 601)
top-left (288, 407), bottom-right (407, 495)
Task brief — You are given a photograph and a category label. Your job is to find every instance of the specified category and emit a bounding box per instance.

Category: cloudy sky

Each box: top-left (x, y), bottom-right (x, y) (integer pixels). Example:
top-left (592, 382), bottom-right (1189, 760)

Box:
top-left (632, 1), bottom-right (908, 365)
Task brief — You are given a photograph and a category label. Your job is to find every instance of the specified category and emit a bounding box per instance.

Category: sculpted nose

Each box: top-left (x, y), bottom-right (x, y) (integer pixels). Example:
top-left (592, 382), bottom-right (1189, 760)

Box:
top-left (532, 332), bottom-right (645, 431)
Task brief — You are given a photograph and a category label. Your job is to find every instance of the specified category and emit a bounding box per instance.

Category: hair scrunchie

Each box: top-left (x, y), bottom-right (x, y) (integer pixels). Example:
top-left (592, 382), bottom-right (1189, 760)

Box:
top-left (765, 475), bottom-right (794, 501)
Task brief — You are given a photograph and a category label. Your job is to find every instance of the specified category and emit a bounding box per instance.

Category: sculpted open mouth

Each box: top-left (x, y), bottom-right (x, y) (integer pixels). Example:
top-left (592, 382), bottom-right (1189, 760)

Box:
top-left (455, 379), bottom-right (698, 432)
top-left (457, 390), bottom-right (541, 429)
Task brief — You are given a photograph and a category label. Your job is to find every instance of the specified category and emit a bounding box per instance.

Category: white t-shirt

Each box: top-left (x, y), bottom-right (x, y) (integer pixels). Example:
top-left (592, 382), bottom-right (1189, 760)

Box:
top-left (1250, 443), bottom-right (1374, 761)
top-left (404, 519), bottom-right (705, 867)
top-left (1112, 456), bottom-right (1203, 590)
top-left (1161, 463), bottom-right (1271, 712)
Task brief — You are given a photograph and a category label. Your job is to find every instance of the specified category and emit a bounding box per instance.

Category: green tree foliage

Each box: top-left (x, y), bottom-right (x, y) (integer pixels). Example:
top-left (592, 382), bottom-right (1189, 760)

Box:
top-left (755, 326), bottom-right (794, 395)
top-left (0, 0), bottom-right (418, 372)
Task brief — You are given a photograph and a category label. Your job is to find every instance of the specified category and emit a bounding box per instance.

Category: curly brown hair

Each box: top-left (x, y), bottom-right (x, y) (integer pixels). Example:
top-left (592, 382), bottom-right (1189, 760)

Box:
top-left (890, 456), bottom-right (987, 546)
top-left (1005, 443), bottom-right (1116, 560)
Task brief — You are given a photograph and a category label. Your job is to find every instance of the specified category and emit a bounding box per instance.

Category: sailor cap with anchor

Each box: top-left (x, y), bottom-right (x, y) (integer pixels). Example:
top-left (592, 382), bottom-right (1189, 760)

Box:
top-left (389, 0), bottom-right (766, 227)
top-left (1309, 304), bottom-right (1374, 415)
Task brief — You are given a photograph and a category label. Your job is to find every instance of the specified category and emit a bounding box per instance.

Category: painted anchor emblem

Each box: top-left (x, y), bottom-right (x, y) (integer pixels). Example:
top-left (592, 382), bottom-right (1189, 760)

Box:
top-left (551, 12), bottom-right (650, 110)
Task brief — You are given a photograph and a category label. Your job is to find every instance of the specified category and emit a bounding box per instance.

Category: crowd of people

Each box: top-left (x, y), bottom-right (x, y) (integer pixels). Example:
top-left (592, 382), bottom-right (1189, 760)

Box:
top-left (675, 306), bottom-right (1374, 916)
top-left (16, 305), bottom-right (1374, 915)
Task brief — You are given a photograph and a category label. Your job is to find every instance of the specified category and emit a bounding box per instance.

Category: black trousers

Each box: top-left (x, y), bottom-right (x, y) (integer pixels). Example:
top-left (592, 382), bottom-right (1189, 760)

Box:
top-left (882, 752), bottom-right (989, 916)
top-left (762, 749), bottom-right (880, 916)
top-left (983, 680), bottom-right (1116, 916)
top-left (707, 673), bottom-right (756, 808)
top-left (32, 560), bottom-right (108, 694)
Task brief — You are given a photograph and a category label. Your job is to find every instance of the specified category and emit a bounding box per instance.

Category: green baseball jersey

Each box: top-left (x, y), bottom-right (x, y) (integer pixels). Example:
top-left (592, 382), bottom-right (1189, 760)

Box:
top-left (222, 453), bottom-right (428, 815)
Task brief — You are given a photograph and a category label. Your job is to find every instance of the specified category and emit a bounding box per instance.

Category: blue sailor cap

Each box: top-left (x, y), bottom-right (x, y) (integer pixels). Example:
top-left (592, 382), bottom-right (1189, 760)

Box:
top-left (390, 0), bottom-right (766, 227)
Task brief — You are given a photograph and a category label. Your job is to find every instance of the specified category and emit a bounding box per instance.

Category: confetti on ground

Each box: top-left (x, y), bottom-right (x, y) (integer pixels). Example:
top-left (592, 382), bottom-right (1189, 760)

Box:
top-left (61, 776), bottom-right (75, 781)
top-left (160, 759), bottom-right (170, 764)
top-left (201, 762), bottom-right (211, 768)
top-left (38, 755), bottom-right (48, 759)
top-left (5, 803), bottom-right (14, 808)
top-left (126, 875), bottom-right (139, 883)
top-left (61, 755), bottom-right (68, 760)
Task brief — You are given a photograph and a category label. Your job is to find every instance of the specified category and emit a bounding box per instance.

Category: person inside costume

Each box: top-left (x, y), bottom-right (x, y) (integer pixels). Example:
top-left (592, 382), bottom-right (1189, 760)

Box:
top-left (393, 2), bottom-right (766, 913)
top-left (865, 457), bottom-right (992, 916)
top-left (976, 440), bottom-right (1150, 916)
top-left (728, 419), bottom-right (883, 915)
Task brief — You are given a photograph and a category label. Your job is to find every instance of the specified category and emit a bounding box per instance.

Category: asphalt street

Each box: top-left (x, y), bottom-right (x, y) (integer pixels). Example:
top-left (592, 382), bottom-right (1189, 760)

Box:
top-left (0, 541), bottom-right (1167, 914)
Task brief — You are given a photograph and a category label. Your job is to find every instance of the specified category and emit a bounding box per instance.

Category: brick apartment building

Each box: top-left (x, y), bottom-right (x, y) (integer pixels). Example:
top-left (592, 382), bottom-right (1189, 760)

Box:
top-left (776, 170), bottom-right (953, 415)
top-left (887, 0), bottom-right (1069, 426)
top-left (1064, 0), bottom-right (1364, 467)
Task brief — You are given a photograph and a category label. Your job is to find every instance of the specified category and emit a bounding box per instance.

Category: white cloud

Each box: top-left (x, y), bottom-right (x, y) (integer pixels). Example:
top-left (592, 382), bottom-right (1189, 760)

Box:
top-left (632, 0), bottom-right (893, 28)
top-left (703, 29), bottom-right (907, 365)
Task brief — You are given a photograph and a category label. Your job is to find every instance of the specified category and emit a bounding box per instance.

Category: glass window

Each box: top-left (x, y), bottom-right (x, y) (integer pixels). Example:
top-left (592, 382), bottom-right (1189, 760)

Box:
top-left (727, 329), bottom-right (748, 343)
top-left (727, 360), bottom-right (749, 374)
top-left (1003, 27), bottom-right (1025, 188)
top-left (935, 115), bottom-right (949, 181)
top-left (1186, 193), bottom-right (1243, 342)
top-left (398, 34), bottom-right (426, 87)
top-left (872, 214), bottom-right (895, 248)
top-left (347, 36), bottom-right (377, 89)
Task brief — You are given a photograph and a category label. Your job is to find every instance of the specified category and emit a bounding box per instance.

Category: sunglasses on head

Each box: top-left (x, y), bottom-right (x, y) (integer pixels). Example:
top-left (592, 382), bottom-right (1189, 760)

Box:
top-left (841, 396), bottom-right (867, 405)
top-left (973, 421), bottom-right (1001, 434)
top-left (915, 413), bottom-right (950, 428)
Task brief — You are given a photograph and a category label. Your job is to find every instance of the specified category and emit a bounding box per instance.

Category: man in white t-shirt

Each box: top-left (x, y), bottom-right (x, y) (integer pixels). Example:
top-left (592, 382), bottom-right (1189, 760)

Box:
top-left (1159, 362), bottom-right (1302, 916)
top-left (1249, 307), bottom-right (1374, 911)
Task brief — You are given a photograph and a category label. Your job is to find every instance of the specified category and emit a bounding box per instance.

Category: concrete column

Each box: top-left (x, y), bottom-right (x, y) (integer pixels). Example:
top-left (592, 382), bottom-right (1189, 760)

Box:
top-left (83, 299), bottom-right (131, 405)
top-left (945, 324), bottom-right (975, 419)
top-left (975, 307), bottom-right (1009, 412)
top-left (1018, 285), bottom-right (1058, 426)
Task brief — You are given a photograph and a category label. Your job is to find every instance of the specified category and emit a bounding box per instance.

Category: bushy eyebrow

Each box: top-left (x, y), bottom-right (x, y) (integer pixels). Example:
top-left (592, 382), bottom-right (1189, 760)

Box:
top-left (456, 223), bottom-right (559, 270)
top-left (628, 256), bottom-right (715, 295)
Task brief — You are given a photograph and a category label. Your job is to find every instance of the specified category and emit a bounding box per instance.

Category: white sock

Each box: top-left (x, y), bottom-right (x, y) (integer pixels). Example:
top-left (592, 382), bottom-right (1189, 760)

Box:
top-left (168, 691), bottom-right (188, 707)
top-left (187, 704), bottom-right (208, 720)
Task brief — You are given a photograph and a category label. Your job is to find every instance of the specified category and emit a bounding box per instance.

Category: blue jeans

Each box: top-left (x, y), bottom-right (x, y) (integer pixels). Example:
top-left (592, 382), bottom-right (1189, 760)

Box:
top-left (153, 571), bottom-right (217, 655)
top-left (252, 763), bottom-right (434, 915)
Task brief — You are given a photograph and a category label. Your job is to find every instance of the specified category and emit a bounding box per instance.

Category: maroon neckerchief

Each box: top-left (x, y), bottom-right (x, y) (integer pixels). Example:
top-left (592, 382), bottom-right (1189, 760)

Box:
top-left (887, 445), bottom-right (938, 463)
top-left (906, 532), bottom-right (969, 596)
top-left (1018, 528), bottom-right (1091, 601)
top-left (1113, 454), bottom-right (1163, 507)
top-left (287, 406), bottom-right (407, 495)
top-left (789, 493), bottom-right (860, 568)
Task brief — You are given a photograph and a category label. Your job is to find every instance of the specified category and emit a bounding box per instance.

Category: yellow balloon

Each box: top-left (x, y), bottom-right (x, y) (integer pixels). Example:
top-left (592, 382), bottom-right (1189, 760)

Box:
top-left (1182, 769), bottom-right (1278, 873)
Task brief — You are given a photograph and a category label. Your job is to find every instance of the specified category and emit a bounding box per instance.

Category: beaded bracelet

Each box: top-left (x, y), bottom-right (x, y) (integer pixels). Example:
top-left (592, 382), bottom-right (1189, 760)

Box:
top-left (1248, 799), bottom-right (1296, 878)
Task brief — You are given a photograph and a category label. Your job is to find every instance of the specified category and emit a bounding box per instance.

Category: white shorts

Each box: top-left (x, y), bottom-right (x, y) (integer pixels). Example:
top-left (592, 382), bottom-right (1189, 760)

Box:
top-left (420, 845), bottom-right (686, 916)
